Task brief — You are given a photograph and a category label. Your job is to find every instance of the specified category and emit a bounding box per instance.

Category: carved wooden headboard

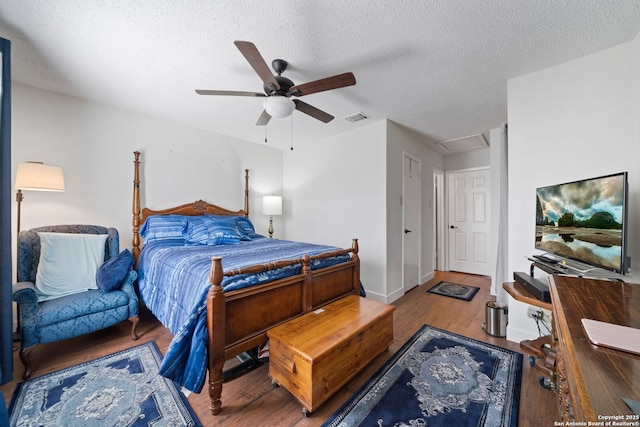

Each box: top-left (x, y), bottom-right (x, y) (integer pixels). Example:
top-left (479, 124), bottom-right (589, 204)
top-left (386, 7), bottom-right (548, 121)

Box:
top-left (131, 151), bottom-right (250, 261)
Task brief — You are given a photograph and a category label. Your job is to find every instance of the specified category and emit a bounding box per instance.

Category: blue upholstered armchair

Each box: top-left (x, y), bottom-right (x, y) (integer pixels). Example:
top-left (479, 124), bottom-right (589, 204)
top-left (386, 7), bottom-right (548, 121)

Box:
top-left (12, 225), bottom-right (139, 379)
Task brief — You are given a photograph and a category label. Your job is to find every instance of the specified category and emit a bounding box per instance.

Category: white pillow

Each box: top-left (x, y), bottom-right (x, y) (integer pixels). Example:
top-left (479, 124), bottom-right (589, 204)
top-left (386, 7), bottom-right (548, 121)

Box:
top-left (35, 232), bottom-right (108, 302)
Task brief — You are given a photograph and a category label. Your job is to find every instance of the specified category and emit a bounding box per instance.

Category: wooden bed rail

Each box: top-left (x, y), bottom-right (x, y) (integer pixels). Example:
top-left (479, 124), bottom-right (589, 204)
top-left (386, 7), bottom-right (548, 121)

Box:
top-left (219, 243), bottom-right (359, 279)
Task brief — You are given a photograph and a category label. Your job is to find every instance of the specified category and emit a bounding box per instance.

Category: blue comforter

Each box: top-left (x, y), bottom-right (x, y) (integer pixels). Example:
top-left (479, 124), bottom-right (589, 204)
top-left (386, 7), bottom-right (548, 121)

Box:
top-left (137, 235), bottom-right (351, 392)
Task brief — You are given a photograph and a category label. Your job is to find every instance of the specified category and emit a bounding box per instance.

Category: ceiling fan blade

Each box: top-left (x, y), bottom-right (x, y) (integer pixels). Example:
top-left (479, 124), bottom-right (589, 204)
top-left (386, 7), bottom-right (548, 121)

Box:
top-left (289, 72), bottom-right (356, 97)
top-left (256, 110), bottom-right (271, 126)
top-left (234, 40), bottom-right (281, 92)
top-left (293, 100), bottom-right (334, 123)
top-left (195, 89), bottom-right (266, 97)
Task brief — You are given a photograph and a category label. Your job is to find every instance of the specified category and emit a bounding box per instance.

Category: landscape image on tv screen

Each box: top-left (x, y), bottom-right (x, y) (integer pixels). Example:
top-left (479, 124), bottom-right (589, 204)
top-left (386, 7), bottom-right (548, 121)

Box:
top-left (535, 173), bottom-right (626, 272)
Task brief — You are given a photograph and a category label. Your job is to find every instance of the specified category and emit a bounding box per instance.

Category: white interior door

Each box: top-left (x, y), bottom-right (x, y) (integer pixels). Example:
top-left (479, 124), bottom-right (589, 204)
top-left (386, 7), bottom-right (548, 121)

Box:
top-left (403, 155), bottom-right (420, 292)
top-left (447, 168), bottom-right (491, 275)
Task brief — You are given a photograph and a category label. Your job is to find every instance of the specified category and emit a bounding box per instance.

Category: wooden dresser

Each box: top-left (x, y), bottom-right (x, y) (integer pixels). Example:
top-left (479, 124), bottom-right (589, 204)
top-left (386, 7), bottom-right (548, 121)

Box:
top-left (549, 275), bottom-right (640, 421)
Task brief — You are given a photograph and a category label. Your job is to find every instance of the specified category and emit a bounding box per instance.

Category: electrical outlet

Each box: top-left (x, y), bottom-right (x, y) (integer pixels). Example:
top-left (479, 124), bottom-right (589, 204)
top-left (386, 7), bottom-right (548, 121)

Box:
top-left (527, 306), bottom-right (552, 323)
top-left (526, 306), bottom-right (539, 319)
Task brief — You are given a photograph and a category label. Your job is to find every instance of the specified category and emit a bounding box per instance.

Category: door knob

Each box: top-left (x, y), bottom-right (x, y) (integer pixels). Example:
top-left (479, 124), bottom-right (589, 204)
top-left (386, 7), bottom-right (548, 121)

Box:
top-left (404, 229), bottom-right (412, 234)
top-left (450, 225), bottom-right (458, 229)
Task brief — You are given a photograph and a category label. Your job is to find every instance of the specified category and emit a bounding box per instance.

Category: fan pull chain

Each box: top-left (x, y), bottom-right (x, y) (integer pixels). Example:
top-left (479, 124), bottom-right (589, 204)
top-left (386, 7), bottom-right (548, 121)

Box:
top-left (264, 125), bottom-right (268, 143)
top-left (290, 115), bottom-right (294, 151)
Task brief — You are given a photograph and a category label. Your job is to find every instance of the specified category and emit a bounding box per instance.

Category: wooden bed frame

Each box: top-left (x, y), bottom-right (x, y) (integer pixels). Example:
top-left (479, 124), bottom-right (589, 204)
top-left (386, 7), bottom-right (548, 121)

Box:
top-left (130, 151), bottom-right (360, 415)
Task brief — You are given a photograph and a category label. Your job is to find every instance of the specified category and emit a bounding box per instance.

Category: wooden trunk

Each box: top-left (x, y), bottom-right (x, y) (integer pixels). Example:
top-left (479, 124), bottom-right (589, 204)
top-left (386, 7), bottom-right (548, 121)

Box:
top-left (267, 295), bottom-right (395, 414)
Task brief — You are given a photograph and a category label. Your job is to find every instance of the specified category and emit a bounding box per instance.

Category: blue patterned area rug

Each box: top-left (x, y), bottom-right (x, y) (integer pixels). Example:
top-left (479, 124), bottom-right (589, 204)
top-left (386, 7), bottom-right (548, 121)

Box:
top-left (322, 325), bottom-right (522, 427)
top-left (8, 341), bottom-right (201, 427)
top-left (427, 281), bottom-right (480, 301)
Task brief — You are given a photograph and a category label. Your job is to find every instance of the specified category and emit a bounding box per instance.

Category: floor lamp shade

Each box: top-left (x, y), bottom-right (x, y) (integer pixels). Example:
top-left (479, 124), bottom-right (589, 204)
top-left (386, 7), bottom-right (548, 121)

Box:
top-left (15, 162), bottom-right (65, 192)
top-left (15, 161), bottom-right (65, 237)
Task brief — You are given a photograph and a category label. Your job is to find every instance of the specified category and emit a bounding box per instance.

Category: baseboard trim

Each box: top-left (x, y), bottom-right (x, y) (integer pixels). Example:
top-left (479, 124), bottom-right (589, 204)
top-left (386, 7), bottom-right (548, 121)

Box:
top-left (420, 271), bottom-right (435, 285)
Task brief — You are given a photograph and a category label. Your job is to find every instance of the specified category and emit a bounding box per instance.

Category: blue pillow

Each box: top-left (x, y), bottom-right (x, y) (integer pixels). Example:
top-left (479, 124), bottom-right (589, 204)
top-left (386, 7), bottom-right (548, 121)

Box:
top-left (234, 216), bottom-right (255, 240)
top-left (207, 225), bottom-right (241, 245)
top-left (205, 214), bottom-right (255, 241)
top-left (203, 216), bottom-right (243, 245)
top-left (185, 217), bottom-right (209, 245)
top-left (96, 249), bottom-right (134, 292)
top-left (140, 215), bottom-right (188, 244)
top-left (184, 216), bottom-right (244, 246)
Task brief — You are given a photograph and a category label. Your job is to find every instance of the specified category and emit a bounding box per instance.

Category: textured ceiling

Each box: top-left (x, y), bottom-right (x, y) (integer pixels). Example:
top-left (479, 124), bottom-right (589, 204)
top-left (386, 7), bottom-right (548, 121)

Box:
top-left (1, 1), bottom-right (640, 152)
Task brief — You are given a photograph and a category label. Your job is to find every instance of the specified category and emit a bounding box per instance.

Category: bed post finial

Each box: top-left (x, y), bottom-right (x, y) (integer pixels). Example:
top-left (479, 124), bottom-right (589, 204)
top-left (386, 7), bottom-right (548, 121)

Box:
top-left (244, 169), bottom-right (250, 218)
top-left (132, 151), bottom-right (141, 263)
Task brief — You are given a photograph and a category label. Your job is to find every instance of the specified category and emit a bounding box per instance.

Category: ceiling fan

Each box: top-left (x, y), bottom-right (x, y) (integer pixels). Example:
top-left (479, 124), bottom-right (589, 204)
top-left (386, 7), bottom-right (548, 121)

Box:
top-left (196, 41), bottom-right (356, 125)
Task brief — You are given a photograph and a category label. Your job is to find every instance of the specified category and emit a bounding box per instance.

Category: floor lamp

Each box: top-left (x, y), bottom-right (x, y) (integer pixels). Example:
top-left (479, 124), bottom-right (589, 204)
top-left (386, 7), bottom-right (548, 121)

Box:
top-left (15, 161), bottom-right (65, 238)
top-left (14, 161), bottom-right (65, 340)
top-left (262, 195), bottom-right (282, 239)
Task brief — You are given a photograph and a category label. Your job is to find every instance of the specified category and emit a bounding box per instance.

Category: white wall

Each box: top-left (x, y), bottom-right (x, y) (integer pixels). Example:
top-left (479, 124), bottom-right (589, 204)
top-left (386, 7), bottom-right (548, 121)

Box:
top-left (443, 147), bottom-right (490, 171)
top-left (12, 84), bottom-right (444, 308)
top-left (282, 119), bottom-right (444, 303)
top-left (489, 124), bottom-right (508, 299)
top-left (386, 122), bottom-right (444, 301)
top-left (634, 31), bottom-right (640, 251)
top-left (11, 84), bottom-right (283, 254)
top-left (507, 40), bottom-right (640, 342)
top-left (282, 120), bottom-right (388, 301)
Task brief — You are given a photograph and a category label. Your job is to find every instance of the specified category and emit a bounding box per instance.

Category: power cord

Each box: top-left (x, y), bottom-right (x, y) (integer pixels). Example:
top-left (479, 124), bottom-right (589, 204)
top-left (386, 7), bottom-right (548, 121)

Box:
top-left (530, 311), bottom-right (554, 390)
top-left (532, 310), bottom-right (551, 337)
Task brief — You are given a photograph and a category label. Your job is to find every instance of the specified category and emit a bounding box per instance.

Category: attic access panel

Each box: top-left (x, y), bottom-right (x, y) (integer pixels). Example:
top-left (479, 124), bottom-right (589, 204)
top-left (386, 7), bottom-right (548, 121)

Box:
top-left (439, 134), bottom-right (488, 153)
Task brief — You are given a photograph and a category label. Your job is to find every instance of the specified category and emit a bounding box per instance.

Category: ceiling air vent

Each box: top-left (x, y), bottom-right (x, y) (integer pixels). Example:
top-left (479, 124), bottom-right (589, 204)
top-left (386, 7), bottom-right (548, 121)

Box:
top-left (438, 134), bottom-right (488, 153)
top-left (344, 112), bottom-right (370, 123)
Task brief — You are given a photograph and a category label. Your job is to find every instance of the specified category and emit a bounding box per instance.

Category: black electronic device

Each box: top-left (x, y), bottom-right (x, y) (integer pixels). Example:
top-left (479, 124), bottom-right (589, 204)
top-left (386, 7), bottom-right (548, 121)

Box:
top-left (514, 271), bottom-right (551, 303)
top-left (532, 254), bottom-right (558, 264)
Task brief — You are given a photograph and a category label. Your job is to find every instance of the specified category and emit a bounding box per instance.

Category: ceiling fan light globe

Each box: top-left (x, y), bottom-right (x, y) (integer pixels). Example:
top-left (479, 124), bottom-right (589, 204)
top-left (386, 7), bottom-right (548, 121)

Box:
top-left (264, 96), bottom-right (295, 118)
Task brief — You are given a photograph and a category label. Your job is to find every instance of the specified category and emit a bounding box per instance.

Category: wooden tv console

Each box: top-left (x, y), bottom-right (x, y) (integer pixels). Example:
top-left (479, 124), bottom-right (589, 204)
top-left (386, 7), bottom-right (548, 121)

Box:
top-left (507, 276), bottom-right (640, 421)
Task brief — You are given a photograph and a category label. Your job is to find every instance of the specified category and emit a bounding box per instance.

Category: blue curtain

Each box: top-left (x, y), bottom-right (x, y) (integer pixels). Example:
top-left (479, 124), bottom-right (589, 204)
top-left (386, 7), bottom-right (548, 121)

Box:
top-left (0, 37), bottom-right (13, 385)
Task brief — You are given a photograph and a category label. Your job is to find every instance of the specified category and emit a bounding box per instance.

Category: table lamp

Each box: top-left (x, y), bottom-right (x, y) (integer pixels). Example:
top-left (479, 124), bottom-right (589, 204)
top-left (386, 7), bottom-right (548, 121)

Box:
top-left (262, 195), bottom-right (282, 238)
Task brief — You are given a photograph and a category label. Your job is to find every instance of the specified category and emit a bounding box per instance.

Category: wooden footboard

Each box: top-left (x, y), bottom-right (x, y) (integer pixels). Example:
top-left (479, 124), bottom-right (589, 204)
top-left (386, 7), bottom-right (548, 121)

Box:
top-left (206, 240), bottom-right (360, 414)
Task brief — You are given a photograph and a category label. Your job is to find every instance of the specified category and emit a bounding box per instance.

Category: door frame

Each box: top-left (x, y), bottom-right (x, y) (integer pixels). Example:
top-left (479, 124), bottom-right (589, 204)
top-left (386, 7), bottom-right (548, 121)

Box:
top-left (433, 168), bottom-right (445, 272)
top-left (402, 152), bottom-right (421, 292)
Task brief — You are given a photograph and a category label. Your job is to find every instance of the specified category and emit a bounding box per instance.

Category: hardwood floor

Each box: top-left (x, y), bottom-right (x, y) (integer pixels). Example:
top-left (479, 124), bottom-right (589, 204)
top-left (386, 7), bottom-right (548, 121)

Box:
top-left (2, 271), bottom-right (559, 426)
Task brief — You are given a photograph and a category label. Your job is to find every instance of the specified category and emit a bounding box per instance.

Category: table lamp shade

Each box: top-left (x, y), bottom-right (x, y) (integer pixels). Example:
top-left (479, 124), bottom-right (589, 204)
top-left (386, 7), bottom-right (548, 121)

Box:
top-left (262, 195), bottom-right (282, 216)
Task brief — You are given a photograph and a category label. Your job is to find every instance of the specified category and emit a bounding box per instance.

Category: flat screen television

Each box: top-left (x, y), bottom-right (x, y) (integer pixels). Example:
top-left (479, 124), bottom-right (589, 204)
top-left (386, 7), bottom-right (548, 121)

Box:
top-left (535, 172), bottom-right (629, 274)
